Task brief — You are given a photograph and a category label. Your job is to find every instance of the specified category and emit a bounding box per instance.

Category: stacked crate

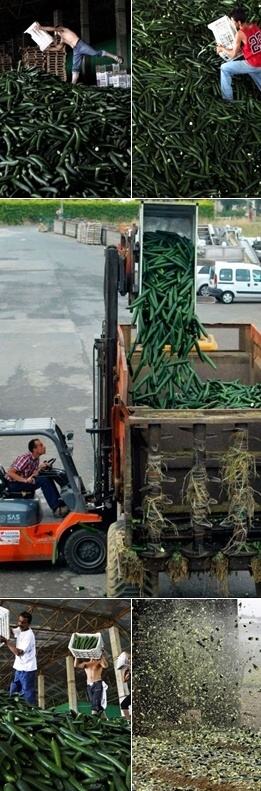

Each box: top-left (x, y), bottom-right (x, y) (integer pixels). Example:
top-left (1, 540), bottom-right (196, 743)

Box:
top-left (53, 220), bottom-right (65, 235)
top-left (77, 221), bottom-right (88, 244)
top-left (21, 46), bottom-right (46, 70)
top-left (65, 220), bottom-right (78, 238)
top-left (46, 47), bottom-right (67, 82)
top-left (86, 222), bottom-right (103, 244)
top-left (0, 54), bottom-right (12, 73)
top-left (96, 64), bottom-right (131, 89)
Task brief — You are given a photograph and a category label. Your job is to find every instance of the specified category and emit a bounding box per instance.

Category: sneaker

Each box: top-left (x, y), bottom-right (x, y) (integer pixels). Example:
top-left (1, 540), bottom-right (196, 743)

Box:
top-left (53, 505), bottom-right (69, 518)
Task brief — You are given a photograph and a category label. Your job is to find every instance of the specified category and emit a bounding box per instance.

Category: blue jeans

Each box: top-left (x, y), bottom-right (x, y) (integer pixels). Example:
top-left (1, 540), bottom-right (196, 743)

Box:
top-left (72, 39), bottom-right (105, 72)
top-left (220, 59), bottom-right (261, 100)
top-left (87, 680), bottom-right (103, 712)
top-left (7, 476), bottom-right (61, 511)
top-left (10, 670), bottom-right (36, 705)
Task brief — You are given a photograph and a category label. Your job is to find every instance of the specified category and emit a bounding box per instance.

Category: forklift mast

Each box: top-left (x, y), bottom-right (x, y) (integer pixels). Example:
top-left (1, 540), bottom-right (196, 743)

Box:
top-left (88, 225), bottom-right (140, 518)
top-left (89, 247), bottom-right (120, 520)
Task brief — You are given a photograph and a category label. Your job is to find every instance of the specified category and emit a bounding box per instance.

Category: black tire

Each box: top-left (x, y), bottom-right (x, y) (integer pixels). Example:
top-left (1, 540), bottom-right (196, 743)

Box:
top-left (198, 284), bottom-right (209, 297)
top-left (221, 291), bottom-right (234, 304)
top-left (64, 527), bottom-right (106, 574)
top-left (101, 226), bottom-right (107, 246)
top-left (106, 521), bottom-right (158, 598)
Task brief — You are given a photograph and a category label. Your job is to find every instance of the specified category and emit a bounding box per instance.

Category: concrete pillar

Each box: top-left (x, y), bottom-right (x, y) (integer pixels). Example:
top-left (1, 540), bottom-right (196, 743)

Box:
top-left (38, 672), bottom-right (45, 709)
top-left (80, 0), bottom-right (91, 42)
top-left (53, 9), bottom-right (63, 26)
top-left (66, 655), bottom-right (78, 712)
top-left (109, 625), bottom-right (129, 715)
top-left (115, 0), bottom-right (128, 63)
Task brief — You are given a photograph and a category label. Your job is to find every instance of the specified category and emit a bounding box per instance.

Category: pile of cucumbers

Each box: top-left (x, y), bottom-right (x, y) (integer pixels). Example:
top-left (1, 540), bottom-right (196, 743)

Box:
top-left (0, 691), bottom-right (130, 791)
top-left (129, 230), bottom-right (261, 410)
top-left (0, 67), bottom-right (130, 197)
top-left (72, 635), bottom-right (99, 651)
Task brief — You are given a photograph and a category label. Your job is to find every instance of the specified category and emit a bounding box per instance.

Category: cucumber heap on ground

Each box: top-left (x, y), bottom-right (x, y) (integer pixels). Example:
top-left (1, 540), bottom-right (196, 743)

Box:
top-left (129, 230), bottom-right (261, 409)
top-left (0, 67), bottom-right (130, 198)
top-left (0, 691), bottom-right (130, 791)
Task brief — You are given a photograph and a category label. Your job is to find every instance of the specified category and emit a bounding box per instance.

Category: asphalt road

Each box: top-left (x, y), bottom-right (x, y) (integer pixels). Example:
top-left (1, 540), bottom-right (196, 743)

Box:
top-left (0, 225), bottom-right (124, 598)
top-left (0, 226), bottom-right (259, 598)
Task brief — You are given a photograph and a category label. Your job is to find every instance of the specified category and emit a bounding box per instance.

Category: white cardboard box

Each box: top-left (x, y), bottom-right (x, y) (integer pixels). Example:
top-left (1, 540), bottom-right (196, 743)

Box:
top-left (0, 606), bottom-right (10, 647)
top-left (24, 22), bottom-right (53, 52)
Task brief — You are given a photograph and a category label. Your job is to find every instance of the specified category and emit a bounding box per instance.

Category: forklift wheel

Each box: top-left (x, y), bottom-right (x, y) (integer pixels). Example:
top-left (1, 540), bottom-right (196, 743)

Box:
top-left (106, 521), bottom-right (158, 598)
top-left (64, 528), bottom-right (106, 574)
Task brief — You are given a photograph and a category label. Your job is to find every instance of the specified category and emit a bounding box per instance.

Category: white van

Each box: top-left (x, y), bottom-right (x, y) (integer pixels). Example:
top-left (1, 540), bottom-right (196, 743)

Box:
top-left (208, 261), bottom-right (261, 303)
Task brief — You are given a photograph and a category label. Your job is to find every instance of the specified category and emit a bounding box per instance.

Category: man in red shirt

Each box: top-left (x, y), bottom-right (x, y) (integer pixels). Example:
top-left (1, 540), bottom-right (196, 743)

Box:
top-left (6, 438), bottom-right (68, 517)
top-left (217, 6), bottom-right (261, 100)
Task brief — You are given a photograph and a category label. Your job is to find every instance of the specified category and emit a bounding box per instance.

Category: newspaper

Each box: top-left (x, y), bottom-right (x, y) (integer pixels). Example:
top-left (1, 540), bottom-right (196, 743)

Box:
top-left (24, 22), bottom-right (53, 52)
top-left (208, 15), bottom-right (238, 60)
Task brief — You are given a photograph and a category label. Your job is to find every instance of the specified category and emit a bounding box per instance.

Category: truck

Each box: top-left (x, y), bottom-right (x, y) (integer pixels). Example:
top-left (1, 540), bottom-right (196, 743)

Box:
top-left (89, 201), bottom-right (261, 597)
top-left (0, 201), bottom-right (261, 597)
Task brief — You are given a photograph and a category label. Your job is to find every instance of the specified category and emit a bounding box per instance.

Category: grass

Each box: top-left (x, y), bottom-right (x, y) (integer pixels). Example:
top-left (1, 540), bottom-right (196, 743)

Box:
top-left (0, 199), bottom-right (139, 225)
top-left (200, 217), bottom-right (261, 237)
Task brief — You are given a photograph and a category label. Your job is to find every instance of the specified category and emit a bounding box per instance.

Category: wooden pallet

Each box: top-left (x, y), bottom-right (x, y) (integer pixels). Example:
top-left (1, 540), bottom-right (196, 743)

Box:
top-left (46, 50), bottom-right (66, 81)
top-left (0, 55), bottom-right (12, 72)
top-left (21, 47), bottom-right (46, 69)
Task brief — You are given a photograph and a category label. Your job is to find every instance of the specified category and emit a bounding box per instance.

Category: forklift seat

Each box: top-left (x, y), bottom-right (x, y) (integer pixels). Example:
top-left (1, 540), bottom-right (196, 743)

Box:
top-left (0, 465), bottom-right (8, 496)
top-left (0, 465), bottom-right (34, 500)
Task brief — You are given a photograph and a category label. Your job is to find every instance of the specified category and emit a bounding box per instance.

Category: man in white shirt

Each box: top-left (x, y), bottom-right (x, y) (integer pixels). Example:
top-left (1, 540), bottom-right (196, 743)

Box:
top-left (116, 651), bottom-right (131, 720)
top-left (0, 611), bottom-right (37, 705)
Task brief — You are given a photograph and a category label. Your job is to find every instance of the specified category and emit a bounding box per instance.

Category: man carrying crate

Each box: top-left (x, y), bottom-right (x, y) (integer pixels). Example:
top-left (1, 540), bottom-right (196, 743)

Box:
top-left (35, 24), bottom-right (123, 84)
top-left (74, 652), bottom-right (109, 715)
top-left (0, 611), bottom-right (37, 705)
top-left (216, 6), bottom-right (261, 100)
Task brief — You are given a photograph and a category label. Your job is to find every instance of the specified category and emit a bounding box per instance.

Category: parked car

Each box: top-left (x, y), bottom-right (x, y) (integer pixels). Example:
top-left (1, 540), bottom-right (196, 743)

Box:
top-left (196, 264), bottom-right (211, 296)
top-left (208, 261), bottom-right (261, 303)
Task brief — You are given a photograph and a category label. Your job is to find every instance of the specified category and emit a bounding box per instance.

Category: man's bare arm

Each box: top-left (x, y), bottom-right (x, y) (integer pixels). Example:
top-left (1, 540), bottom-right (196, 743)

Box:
top-left (50, 43), bottom-right (65, 51)
top-left (74, 657), bottom-right (88, 669)
top-left (100, 654), bottom-right (108, 669)
top-left (37, 25), bottom-right (56, 32)
top-left (0, 637), bottom-right (24, 657)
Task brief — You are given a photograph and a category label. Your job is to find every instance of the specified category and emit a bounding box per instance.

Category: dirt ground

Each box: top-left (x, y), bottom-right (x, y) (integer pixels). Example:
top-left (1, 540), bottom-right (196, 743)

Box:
top-left (133, 730), bottom-right (261, 791)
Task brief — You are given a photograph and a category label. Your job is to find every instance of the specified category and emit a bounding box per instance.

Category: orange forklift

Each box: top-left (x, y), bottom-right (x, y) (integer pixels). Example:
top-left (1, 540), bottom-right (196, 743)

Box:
top-left (0, 245), bottom-right (125, 575)
top-left (0, 418), bottom-right (106, 573)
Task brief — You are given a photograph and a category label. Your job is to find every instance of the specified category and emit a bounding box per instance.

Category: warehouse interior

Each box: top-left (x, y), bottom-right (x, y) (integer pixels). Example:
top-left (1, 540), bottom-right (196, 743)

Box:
top-left (0, 598), bottom-right (131, 713)
top-left (0, 0), bottom-right (131, 82)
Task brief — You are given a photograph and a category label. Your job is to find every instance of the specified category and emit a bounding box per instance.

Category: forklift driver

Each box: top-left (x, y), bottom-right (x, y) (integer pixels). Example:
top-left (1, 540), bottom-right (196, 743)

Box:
top-left (5, 438), bottom-right (69, 517)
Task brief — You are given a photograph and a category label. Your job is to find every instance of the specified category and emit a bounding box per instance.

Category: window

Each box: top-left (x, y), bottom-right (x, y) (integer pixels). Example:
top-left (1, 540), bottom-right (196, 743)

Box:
top-left (198, 266), bottom-right (210, 274)
top-left (236, 269), bottom-right (250, 282)
top-left (253, 269), bottom-right (261, 282)
top-left (219, 268), bottom-right (232, 282)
